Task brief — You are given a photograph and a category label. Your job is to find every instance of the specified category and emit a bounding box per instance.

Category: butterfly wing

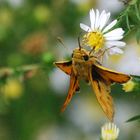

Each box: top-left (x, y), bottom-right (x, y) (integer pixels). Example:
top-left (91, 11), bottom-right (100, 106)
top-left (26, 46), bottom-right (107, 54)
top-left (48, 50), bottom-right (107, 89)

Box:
top-left (94, 63), bottom-right (130, 84)
top-left (61, 72), bottom-right (79, 112)
top-left (54, 61), bottom-right (72, 75)
top-left (89, 66), bottom-right (114, 121)
top-left (55, 60), bottom-right (80, 112)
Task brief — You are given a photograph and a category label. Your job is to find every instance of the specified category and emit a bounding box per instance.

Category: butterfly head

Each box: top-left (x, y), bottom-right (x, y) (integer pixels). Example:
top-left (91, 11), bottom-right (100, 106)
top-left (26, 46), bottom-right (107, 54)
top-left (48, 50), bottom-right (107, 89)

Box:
top-left (72, 48), bottom-right (90, 61)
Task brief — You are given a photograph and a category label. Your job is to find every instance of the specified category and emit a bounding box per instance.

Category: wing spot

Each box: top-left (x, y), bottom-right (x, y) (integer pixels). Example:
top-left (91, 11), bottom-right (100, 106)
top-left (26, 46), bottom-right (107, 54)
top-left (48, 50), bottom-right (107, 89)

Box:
top-left (68, 94), bottom-right (71, 99)
top-left (107, 96), bottom-right (111, 100)
top-left (97, 80), bottom-right (101, 92)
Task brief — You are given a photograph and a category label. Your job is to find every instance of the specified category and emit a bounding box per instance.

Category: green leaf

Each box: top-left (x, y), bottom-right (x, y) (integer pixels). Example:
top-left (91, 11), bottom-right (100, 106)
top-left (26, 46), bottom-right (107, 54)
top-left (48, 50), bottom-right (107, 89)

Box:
top-left (131, 75), bottom-right (140, 82)
top-left (129, 0), bottom-right (137, 5)
top-left (126, 115), bottom-right (140, 122)
top-left (42, 52), bottom-right (54, 64)
top-left (136, 29), bottom-right (140, 44)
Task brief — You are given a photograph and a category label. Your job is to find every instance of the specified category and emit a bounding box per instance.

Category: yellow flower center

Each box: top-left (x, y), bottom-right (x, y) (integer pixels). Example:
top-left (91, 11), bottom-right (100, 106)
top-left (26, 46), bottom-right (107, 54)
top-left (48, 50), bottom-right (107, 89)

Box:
top-left (122, 80), bottom-right (135, 92)
top-left (104, 130), bottom-right (117, 140)
top-left (83, 31), bottom-right (104, 51)
top-left (1, 79), bottom-right (23, 99)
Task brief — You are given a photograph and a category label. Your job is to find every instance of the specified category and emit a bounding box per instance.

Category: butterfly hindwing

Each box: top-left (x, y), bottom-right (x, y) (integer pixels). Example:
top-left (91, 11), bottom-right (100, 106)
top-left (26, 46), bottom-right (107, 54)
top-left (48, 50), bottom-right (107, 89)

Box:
top-left (54, 61), bottom-right (72, 75)
top-left (90, 66), bottom-right (114, 121)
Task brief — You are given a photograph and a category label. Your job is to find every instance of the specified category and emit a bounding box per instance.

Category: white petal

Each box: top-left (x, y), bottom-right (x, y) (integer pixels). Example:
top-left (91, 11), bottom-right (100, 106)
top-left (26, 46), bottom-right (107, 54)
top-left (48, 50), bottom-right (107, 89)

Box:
top-left (106, 41), bottom-right (126, 47)
top-left (90, 9), bottom-right (95, 30)
top-left (106, 35), bottom-right (123, 41)
top-left (109, 47), bottom-right (123, 55)
top-left (98, 10), bottom-right (106, 30)
top-left (94, 9), bottom-right (100, 29)
top-left (104, 28), bottom-right (124, 38)
top-left (80, 23), bottom-right (91, 32)
top-left (99, 12), bottom-right (107, 30)
top-left (106, 12), bottom-right (111, 23)
top-left (102, 20), bottom-right (117, 33)
top-left (104, 52), bottom-right (109, 59)
top-left (99, 11), bottom-right (110, 30)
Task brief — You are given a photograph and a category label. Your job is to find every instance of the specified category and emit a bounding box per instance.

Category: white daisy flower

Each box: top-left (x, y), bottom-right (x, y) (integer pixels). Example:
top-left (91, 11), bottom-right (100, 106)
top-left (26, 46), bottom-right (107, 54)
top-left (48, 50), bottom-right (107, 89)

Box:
top-left (80, 9), bottom-right (126, 55)
top-left (101, 122), bottom-right (120, 140)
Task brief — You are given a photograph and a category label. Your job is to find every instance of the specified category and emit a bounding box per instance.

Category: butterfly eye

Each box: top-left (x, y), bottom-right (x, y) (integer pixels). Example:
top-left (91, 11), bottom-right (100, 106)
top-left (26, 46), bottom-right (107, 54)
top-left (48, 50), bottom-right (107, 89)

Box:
top-left (83, 55), bottom-right (89, 61)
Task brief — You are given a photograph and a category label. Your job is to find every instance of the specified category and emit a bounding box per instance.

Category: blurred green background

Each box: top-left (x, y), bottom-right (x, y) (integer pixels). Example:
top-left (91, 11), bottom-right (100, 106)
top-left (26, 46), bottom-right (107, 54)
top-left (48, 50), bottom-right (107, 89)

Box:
top-left (0, 0), bottom-right (140, 140)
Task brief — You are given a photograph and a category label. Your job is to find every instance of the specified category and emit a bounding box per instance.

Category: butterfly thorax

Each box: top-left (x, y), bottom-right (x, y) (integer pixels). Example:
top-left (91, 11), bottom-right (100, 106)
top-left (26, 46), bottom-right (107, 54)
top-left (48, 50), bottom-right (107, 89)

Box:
top-left (72, 48), bottom-right (97, 81)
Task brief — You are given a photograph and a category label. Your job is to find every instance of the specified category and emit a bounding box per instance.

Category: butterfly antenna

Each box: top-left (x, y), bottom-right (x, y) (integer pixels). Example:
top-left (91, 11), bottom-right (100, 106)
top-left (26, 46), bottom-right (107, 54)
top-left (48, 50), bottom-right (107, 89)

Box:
top-left (78, 35), bottom-right (82, 50)
top-left (78, 31), bottom-right (84, 50)
top-left (57, 37), bottom-right (68, 51)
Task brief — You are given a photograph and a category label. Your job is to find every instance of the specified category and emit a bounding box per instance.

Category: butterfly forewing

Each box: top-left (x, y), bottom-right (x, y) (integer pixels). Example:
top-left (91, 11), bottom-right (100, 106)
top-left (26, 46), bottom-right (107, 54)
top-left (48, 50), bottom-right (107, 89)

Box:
top-left (54, 61), bottom-right (72, 75)
top-left (94, 63), bottom-right (130, 84)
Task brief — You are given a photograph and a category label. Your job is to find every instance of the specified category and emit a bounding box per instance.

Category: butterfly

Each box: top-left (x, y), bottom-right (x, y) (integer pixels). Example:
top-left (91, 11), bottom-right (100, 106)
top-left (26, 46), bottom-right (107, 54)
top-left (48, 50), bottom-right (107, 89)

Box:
top-left (54, 41), bottom-right (131, 121)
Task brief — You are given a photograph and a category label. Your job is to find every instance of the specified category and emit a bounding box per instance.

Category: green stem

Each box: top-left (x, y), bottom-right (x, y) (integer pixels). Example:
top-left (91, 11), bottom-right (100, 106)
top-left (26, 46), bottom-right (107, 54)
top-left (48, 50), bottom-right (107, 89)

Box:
top-left (126, 14), bottom-right (131, 30)
top-left (135, 3), bottom-right (140, 21)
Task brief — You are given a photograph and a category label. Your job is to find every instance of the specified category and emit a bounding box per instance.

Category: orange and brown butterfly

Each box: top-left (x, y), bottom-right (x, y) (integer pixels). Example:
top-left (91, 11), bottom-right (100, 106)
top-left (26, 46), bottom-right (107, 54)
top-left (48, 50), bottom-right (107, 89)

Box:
top-left (54, 39), bottom-right (131, 122)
